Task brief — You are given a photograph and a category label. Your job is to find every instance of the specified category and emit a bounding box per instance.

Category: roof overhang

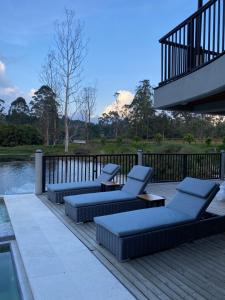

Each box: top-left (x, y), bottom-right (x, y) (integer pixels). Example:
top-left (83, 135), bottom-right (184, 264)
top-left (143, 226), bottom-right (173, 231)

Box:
top-left (154, 54), bottom-right (225, 115)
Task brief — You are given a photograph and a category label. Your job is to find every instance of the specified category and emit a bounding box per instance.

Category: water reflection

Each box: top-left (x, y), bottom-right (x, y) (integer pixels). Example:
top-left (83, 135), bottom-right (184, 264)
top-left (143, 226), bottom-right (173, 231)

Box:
top-left (0, 161), bottom-right (35, 195)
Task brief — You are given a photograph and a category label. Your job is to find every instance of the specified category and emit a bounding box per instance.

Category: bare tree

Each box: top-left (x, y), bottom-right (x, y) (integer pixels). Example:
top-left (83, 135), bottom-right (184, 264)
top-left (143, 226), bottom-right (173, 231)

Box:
top-left (54, 9), bottom-right (87, 152)
top-left (80, 86), bottom-right (96, 141)
top-left (40, 51), bottom-right (61, 144)
top-left (40, 51), bottom-right (60, 98)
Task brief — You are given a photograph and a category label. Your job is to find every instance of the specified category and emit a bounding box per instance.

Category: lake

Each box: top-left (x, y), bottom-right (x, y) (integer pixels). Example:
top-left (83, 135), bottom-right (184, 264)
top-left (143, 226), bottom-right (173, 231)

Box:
top-left (0, 161), bottom-right (35, 195)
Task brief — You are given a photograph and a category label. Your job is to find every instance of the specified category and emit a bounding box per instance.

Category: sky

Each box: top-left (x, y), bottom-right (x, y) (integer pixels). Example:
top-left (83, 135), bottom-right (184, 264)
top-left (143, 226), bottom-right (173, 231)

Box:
top-left (0, 0), bottom-right (204, 116)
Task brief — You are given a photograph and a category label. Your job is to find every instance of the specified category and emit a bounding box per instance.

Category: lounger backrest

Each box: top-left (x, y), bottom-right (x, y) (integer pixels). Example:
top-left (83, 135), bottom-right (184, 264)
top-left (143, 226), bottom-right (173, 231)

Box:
top-left (96, 163), bottom-right (120, 182)
top-left (167, 177), bottom-right (219, 219)
top-left (122, 165), bottom-right (153, 196)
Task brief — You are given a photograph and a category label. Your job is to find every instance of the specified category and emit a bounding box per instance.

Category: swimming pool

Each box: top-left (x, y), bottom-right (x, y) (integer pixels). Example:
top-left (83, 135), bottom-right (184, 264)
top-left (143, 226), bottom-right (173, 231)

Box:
top-left (0, 244), bottom-right (21, 300)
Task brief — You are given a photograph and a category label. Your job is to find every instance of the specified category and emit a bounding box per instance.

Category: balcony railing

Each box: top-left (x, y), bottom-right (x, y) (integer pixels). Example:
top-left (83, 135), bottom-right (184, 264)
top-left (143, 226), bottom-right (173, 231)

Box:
top-left (159, 0), bottom-right (225, 85)
top-left (41, 152), bottom-right (222, 192)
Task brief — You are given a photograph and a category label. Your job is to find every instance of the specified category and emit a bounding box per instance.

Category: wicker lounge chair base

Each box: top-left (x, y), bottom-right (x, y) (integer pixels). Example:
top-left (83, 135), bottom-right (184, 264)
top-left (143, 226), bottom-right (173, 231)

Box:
top-left (96, 212), bottom-right (225, 261)
top-left (65, 199), bottom-right (147, 223)
top-left (48, 187), bottom-right (101, 204)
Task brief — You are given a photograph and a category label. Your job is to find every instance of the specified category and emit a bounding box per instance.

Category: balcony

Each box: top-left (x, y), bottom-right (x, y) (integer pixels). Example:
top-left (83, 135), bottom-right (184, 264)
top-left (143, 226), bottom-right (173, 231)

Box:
top-left (154, 0), bottom-right (225, 114)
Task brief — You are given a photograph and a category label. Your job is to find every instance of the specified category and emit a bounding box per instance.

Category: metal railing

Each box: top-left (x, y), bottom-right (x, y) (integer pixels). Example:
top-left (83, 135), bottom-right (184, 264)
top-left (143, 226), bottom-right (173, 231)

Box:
top-left (143, 153), bottom-right (221, 182)
top-left (40, 152), bottom-right (222, 192)
top-left (42, 154), bottom-right (138, 192)
top-left (160, 0), bottom-right (225, 85)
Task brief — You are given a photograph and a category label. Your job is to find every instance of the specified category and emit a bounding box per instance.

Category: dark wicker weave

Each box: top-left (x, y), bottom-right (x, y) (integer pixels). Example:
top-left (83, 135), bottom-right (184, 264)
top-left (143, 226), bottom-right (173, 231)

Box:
top-left (96, 212), bottom-right (225, 261)
top-left (48, 186), bottom-right (101, 204)
top-left (65, 199), bottom-right (147, 223)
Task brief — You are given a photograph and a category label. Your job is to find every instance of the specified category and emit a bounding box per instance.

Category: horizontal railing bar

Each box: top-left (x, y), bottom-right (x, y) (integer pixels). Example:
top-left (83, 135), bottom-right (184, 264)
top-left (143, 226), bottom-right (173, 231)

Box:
top-left (159, 0), bottom-right (217, 42)
top-left (158, 51), bottom-right (225, 87)
top-left (162, 40), bottom-right (220, 56)
top-left (43, 153), bottom-right (136, 158)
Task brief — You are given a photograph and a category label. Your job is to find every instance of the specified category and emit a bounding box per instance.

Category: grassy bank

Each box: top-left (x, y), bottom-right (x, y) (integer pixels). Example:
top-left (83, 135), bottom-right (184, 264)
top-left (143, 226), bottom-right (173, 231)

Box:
top-left (0, 139), bottom-right (223, 161)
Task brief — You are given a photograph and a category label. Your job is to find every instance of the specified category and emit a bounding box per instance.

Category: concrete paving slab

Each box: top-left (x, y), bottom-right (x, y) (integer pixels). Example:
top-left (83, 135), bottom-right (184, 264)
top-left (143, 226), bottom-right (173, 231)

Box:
top-left (4, 194), bottom-right (134, 300)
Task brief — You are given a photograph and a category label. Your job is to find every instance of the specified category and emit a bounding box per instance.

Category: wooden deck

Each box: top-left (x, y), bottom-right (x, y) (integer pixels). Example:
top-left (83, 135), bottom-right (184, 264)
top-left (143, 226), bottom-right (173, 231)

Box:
top-left (39, 183), bottom-right (225, 300)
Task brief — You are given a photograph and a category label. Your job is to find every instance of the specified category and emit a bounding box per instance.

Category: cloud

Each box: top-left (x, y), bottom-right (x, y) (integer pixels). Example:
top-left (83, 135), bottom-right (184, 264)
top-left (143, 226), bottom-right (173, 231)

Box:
top-left (0, 61), bottom-right (5, 75)
top-left (27, 88), bottom-right (36, 98)
top-left (0, 86), bottom-right (18, 96)
top-left (0, 60), bottom-right (35, 108)
top-left (103, 90), bottom-right (134, 115)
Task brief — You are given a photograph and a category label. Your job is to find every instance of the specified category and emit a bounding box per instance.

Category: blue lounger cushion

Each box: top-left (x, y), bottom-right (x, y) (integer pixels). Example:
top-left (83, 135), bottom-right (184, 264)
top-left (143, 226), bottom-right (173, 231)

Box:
top-left (167, 177), bottom-right (219, 219)
top-left (94, 207), bottom-right (193, 237)
top-left (64, 191), bottom-right (135, 208)
top-left (121, 165), bottom-right (153, 196)
top-left (127, 165), bottom-right (152, 182)
top-left (176, 177), bottom-right (217, 198)
top-left (48, 181), bottom-right (101, 192)
top-left (101, 163), bottom-right (120, 175)
top-left (48, 163), bottom-right (120, 192)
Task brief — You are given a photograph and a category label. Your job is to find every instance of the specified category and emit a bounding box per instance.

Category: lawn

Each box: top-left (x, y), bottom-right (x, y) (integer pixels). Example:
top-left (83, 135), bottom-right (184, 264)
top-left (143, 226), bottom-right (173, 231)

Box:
top-left (0, 139), bottom-right (223, 161)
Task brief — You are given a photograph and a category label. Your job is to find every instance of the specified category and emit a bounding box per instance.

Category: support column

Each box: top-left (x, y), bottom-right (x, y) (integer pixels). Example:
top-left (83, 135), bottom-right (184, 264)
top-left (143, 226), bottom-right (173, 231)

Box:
top-left (137, 149), bottom-right (143, 165)
top-left (35, 149), bottom-right (43, 195)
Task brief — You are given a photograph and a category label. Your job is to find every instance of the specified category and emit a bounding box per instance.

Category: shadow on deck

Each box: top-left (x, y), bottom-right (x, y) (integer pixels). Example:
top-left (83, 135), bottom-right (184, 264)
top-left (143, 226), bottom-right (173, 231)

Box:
top-left (39, 182), bottom-right (225, 300)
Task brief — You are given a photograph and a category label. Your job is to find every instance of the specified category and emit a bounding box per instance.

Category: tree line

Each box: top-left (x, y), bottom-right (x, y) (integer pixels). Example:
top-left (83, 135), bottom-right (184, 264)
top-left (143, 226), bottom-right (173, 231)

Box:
top-left (1, 79), bottom-right (225, 148)
top-left (99, 80), bottom-right (225, 143)
top-left (0, 84), bottom-right (96, 147)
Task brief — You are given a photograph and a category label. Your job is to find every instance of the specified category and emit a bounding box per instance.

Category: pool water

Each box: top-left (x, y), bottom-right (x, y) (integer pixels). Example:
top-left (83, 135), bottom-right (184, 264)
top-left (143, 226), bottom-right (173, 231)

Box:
top-left (0, 161), bottom-right (35, 195)
top-left (0, 244), bottom-right (21, 300)
top-left (0, 200), bottom-right (9, 224)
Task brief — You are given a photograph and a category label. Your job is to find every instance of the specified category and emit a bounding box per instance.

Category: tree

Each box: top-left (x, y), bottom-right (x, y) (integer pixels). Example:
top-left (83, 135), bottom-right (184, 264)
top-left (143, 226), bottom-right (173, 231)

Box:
top-left (108, 111), bottom-right (121, 138)
top-left (98, 113), bottom-right (112, 137)
top-left (0, 99), bottom-right (5, 123)
top-left (54, 9), bottom-right (87, 152)
top-left (0, 125), bottom-right (42, 146)
top-left (126, 80), bottom-right (154, 139)
top-left (205, 137), bottom-right (212, 146)
top-left (30, 85), bottom-right (59, 145)
top-left (40, 51), bottom-right (61, 110)
top-left (98, 110), bottom-right (121, 138)
top-left (40, 51), bottom-right (61, 139)
top-left (154, 133), bottom-right (163, 145)
top-left (8, 97), bottom-right (30, 125)
top-left (184, 133), bottom-right (195, 144)
top-left (80, 86), bottom-right (96, 141)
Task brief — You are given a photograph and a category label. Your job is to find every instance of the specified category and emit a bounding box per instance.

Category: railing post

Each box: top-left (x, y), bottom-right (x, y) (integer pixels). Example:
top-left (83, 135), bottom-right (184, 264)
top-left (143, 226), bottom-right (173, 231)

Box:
top-left (220, 150), bottom-right (225, 180)
top-left (92, 155), bottom-right (98, 180)
top-left (35, 149), bottom-right (43, 195)
top-left (137, 150), bottom-right (143, 165)
top-left (183, 154), bottom-right (188, 179)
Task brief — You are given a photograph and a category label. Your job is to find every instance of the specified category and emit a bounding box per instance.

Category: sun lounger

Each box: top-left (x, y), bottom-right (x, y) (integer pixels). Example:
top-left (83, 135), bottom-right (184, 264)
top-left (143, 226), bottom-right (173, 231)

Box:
top-left (94, 177), bottom-right (225, 261)
top-left (47, 163), bottom-right (120, 204)
top-left (64, 165), bottom-right (153, 223)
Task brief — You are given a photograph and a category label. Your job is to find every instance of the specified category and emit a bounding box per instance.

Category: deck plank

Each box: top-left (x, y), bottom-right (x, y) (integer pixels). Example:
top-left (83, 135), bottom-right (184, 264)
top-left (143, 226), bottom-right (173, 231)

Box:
top-left (39, 189), bottom-right (225, 300)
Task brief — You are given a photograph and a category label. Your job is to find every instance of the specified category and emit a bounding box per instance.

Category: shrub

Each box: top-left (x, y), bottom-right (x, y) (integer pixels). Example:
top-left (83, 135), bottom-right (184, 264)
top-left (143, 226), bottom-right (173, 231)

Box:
top-left (73, 146), bottom-right (90, 155)
top-left (154, 133), bottom-right (163, 145)
top-left (205, 137), bottom-right (212, 146)
top-left (0, 125), bottom-right (43, 146)
top-left (100, 137), bottom-right (106, 145)
top-left (133, 136), bottom-right (141, 143)
top-left (223, 137), bottom-right (225, 145)
top-left (156, 143), bottom-right (182, 154)
top-left (183, 133), bottom-right (195, 144)
top-left (116, 137), bottom-right (123, 145)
